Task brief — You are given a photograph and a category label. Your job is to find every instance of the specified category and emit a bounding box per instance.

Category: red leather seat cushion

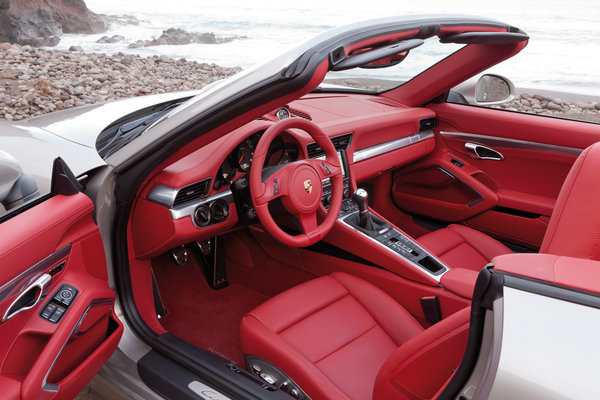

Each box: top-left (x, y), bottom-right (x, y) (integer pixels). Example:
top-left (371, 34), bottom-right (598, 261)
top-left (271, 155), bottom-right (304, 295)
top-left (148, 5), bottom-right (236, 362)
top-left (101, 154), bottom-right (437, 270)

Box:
top-left (418, 224), bottom-right (512, 271)
top-left (240, 272), bottom-right (424, 400)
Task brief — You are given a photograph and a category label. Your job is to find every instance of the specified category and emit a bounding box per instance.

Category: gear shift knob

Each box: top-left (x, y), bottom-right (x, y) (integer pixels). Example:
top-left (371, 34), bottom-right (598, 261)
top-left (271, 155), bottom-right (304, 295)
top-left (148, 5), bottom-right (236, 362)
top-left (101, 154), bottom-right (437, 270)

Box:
top-left (352, 189), bottom-right (369, 213)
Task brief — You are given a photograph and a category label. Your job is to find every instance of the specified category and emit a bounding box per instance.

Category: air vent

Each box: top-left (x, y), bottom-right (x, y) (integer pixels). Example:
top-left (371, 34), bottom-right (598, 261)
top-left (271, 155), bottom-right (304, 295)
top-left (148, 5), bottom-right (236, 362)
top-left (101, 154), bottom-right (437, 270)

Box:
top-left (173, 178), bottom-right (211, 207)
top-left (419, 118), bottom-right (437, 132)
top-left (306, 133), bottom-right (353, 158)
top-left (290, 109), bottom-right (312, 120)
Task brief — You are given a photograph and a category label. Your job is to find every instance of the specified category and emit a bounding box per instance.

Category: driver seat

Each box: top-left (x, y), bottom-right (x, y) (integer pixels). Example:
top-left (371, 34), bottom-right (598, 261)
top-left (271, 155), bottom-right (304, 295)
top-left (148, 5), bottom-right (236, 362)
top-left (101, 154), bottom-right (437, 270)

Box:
top-left (240, 272), bottom-right (470, 400)
top-left (241, 142), bottom-right (600, 399)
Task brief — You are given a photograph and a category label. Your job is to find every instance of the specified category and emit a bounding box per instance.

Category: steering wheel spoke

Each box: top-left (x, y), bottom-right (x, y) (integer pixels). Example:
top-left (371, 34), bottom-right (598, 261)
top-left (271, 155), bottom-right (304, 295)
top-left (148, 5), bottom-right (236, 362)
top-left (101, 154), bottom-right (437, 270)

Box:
top-left (306, 159), bottom-right (342, 181)
top-left (254, 169), bottom-right (290, 206)
top-left (296, 212), bottom-right (320, 241)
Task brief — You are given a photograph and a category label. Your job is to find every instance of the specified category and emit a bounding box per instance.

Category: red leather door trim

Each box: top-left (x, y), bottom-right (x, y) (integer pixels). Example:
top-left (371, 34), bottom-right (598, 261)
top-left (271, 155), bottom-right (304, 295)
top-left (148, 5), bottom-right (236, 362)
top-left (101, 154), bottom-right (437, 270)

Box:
top-left (0, 193), bottom-right (122, 400)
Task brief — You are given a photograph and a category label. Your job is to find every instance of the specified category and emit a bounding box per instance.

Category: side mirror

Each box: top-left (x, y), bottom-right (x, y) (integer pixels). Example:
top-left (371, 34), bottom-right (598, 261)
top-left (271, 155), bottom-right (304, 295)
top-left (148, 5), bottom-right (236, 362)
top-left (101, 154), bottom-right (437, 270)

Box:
top-left (475, 74), bottom-right (514, 104)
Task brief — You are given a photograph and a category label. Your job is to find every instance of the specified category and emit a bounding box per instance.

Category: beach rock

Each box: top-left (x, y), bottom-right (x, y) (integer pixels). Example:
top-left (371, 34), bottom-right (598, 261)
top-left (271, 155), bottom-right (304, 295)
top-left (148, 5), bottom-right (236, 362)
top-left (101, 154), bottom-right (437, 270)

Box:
top-left (595, 103), bottom-right (600, 110)
top-left (0, 0), bottom-right (107, 47)
top-left (96, 35), bottom-right (126, 44)
top-left (0, 42), bottom-right (11, 50)
top-left (129, 28), bottom-right (245, 48)
top-left (69, 46), bottom-right (83, 52)
top-left (547, 102), bottom-right (563, 111)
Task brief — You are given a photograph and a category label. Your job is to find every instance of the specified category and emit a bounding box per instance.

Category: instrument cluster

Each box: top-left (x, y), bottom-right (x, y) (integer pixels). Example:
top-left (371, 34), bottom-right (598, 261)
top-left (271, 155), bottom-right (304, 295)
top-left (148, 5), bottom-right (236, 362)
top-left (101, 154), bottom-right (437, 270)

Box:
top-left (213, 130), bottom-right (300, 190)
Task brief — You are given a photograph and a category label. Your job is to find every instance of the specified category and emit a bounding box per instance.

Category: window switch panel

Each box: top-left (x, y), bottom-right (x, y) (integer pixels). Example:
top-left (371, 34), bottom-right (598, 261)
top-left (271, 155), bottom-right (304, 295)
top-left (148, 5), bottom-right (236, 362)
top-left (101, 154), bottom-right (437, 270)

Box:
top-left (39, 284), bottom-right (78, 324)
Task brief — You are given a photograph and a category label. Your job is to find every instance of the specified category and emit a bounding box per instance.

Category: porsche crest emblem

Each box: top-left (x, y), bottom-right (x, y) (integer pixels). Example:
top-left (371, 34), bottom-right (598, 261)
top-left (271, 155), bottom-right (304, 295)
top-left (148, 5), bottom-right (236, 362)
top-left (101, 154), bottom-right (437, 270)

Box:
top-left (303, 179), bottom-right (312, 194)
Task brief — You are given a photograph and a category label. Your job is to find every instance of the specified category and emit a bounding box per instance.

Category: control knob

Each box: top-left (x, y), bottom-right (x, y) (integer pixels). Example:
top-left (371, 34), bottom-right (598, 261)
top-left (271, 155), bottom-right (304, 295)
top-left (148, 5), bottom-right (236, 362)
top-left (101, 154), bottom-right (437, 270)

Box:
top-left (210, 199), bottom-right (230, 222)
top-left (194, 205), bottom-right (211, 227)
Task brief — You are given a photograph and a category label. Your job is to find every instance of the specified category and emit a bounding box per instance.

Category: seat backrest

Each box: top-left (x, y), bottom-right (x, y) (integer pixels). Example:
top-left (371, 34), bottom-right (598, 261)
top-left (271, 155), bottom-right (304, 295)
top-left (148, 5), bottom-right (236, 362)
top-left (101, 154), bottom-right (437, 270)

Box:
top-left (541, 142), bottom-right (600, 259)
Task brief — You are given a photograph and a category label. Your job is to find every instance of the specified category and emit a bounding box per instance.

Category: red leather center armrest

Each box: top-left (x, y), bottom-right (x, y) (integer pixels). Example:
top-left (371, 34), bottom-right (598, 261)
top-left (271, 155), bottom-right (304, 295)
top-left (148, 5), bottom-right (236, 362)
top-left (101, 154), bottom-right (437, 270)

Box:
top-left (440, 268), bottom-right (479, 299)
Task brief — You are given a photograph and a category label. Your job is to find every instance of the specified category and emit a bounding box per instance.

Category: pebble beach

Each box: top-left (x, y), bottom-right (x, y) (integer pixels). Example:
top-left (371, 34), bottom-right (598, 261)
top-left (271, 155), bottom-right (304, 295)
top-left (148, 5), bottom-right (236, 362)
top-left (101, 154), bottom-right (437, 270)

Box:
top-left (0, 43), bottom-right (241, 121)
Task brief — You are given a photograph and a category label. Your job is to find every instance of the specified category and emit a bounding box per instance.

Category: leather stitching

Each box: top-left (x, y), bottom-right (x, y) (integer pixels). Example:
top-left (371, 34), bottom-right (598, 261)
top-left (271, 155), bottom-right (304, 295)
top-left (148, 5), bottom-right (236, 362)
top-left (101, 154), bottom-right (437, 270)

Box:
top-left (275, 292), bottom-right (350, 334)
top-left (313, 324), bottom-right (379, 365)
top-left (589, 232), bottom-right (600, 260)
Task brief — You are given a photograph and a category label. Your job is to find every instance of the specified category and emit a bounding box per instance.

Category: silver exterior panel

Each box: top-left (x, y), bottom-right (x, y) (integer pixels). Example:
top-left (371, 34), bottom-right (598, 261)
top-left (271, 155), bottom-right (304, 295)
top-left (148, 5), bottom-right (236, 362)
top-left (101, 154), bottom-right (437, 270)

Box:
top-left (481, 287), bottom-right (600, 400)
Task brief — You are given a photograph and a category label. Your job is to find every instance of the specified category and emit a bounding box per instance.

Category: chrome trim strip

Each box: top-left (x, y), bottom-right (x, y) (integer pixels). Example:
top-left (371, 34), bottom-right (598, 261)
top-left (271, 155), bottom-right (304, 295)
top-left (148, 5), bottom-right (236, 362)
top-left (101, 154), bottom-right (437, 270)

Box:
top-left (42, 297), bottom-right (114, 392)
top-left (353, 130), bottom-right (434, 163)
top-left (147, 177), bottom-right (212, 207)
top-left (0, 245), bottom-right (70, 303)
top-left (465, 142), bottom-right (504, 161)
top-left (2, 273), bottom-right (52, 322)
top-left (339, 212), bottom-right (447, 282)
top-left (147, 184), bottom-right (178, 207)
top-left (440, 131), bottom-right (583, 157)
top-left (169, 189), bottom-right (234, 223)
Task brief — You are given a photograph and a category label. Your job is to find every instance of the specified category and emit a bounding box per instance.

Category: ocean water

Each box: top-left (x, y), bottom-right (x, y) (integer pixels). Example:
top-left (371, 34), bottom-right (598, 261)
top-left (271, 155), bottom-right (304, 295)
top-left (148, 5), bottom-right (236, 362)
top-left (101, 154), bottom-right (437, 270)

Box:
top-left (54, 0), bottom-right (600, 95)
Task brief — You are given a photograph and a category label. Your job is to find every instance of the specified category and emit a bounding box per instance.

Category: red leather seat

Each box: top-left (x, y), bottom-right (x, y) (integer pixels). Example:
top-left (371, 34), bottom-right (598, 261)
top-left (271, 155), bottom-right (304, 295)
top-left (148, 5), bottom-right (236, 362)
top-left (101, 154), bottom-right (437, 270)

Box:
top-left (418, 223), bottom-right (512, 271)
top-left (414, 141), bottom-right (600, 270)
top-left (240, 272), bottom-right (470, 400)
top-left (539, 142), bottom-right (600, 259)
top-left (240, 145), bottom-right (600, 399)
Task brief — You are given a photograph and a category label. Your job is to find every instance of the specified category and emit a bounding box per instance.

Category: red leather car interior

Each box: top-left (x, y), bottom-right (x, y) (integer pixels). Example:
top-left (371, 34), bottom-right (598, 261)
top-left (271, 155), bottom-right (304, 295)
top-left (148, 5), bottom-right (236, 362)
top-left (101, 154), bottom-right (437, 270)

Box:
top-left (240, 272), bottom-right (468, 400)
top-left (0, 193), bottom-right (123, 400)
top-left (373, 307), bottom-right (470, 400)
top-left (418, 224), bottom-right (512, 271)
top-left (493, 253), bottom-right (600, 295)
top-left (540, 142), bottom-right (600, 260)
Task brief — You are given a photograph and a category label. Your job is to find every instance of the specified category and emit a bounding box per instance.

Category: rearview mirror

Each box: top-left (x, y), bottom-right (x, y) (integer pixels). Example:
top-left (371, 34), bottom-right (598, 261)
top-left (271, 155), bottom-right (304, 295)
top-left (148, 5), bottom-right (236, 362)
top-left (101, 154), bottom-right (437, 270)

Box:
top-left (475, 74), bottom-right (514, 104)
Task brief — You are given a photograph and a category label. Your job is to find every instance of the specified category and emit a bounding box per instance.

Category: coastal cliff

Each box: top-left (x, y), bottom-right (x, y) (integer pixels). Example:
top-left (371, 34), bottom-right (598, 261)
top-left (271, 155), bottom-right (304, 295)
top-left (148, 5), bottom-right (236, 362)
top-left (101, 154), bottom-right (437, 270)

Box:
top-left (0, 0), bottom-right (106, 46)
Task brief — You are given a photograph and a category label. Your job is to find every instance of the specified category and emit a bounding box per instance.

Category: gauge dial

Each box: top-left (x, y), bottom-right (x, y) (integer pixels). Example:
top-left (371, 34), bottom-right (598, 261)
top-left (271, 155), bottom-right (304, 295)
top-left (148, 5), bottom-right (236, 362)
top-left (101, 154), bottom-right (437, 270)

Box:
top-left (236, 139), bottom-right (253, 172)
top-left (275, 107), bottom-right (291, 120)
top-left (219, 156), bottom-right (237, 183)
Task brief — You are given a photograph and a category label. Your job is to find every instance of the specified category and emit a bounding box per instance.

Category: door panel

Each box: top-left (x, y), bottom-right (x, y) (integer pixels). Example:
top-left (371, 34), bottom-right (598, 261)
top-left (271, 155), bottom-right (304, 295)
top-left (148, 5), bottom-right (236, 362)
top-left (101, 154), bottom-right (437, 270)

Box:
top-left (391, 145), bottom-right (499, 222)
top-left (387, 103), bottom-right (600, 249)
top-left (0, 193), bottom-right (122, 400)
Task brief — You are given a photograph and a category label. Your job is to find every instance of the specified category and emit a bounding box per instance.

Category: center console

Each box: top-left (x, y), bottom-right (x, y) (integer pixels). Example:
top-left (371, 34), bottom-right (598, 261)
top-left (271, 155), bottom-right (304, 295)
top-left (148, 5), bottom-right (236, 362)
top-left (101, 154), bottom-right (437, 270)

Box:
top-left (319, 143), bottom-right (448, 280)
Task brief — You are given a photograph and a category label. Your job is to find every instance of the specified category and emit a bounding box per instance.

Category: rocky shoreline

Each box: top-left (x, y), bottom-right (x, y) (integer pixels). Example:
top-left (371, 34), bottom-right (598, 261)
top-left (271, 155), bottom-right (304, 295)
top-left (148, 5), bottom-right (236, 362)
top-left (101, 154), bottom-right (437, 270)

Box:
top-left (493, 94), bottom-right (600, 123)
top-left (0, 44), bottom-right (599, 124)
top-left (0, 44), bottom-right (241, 121)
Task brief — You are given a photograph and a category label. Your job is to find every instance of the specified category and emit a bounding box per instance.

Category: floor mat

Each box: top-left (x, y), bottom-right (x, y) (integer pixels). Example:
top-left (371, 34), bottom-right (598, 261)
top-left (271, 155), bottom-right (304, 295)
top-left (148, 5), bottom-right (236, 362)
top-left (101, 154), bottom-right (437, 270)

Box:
top-left (152, 253), bottom-right (268, 366)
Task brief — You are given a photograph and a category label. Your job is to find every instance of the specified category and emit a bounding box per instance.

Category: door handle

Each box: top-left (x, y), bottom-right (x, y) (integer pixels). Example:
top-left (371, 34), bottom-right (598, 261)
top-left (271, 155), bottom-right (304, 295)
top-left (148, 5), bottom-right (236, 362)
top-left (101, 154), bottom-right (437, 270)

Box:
top-left (2, 273), bottom-right (51, 322)
top-left (465, 142), bottom-right (504, 161)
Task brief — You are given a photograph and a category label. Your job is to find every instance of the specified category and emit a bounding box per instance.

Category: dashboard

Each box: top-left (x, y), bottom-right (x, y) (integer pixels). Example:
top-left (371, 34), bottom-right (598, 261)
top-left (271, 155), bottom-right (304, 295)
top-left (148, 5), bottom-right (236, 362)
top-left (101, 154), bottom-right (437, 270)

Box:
top-left (132, 94), bottom-right (437, 259)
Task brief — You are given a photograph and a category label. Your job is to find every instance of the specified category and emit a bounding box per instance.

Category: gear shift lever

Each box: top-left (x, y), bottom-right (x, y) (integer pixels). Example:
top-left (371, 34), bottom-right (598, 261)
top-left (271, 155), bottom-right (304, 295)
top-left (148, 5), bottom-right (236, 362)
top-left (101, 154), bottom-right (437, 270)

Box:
top-left (352, 189), bottom-right (374, 230)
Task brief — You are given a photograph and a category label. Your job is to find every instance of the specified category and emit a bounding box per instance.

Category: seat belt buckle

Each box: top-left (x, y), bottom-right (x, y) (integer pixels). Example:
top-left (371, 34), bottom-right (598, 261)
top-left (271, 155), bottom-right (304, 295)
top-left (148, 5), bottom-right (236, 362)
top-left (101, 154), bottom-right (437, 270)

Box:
top-left (420, 295), bottom-right (442, 325)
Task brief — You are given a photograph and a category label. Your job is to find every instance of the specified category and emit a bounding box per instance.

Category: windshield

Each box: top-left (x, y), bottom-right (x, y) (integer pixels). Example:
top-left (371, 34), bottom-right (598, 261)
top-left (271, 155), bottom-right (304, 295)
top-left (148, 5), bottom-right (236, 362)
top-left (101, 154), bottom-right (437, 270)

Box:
top-left (321, 38), bottom-right (464, 93)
